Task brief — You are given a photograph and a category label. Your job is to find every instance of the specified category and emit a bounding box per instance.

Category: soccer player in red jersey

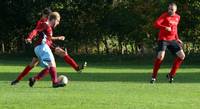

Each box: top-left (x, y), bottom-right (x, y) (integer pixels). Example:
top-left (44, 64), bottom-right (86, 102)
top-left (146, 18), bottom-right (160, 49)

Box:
top-left (30, 11), bottom-right (65, 87)
top-left (10, 8), bottom-right (51, 85)
top-left (27, 12), bottom-right (67, 88)
top-left (11, 8), bottom-right (86, 85)
top-left (150, 3), bottom-right (185, 83)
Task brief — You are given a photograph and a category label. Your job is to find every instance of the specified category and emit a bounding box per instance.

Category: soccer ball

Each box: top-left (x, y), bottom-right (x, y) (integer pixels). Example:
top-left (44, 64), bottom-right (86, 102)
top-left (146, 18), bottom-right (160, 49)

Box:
top-left (58, 75), bottom-right (68, 85)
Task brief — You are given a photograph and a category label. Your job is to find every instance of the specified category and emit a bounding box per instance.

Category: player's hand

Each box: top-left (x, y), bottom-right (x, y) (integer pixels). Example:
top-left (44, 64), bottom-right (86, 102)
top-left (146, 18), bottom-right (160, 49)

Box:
top-left (177, 39), bottom-right (183, 45)
top-left (58, 36), bottom-right (65, 40)
top-left (165, 27), bottom-right (171, 32)
top-left (25, 38), bottom-right (32, 44)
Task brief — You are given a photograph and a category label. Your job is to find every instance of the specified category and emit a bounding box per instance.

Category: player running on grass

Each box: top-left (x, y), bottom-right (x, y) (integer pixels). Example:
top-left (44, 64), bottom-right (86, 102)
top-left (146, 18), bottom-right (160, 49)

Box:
top-left (27, 12), bottom-right (66, 88)
top-left (150, 3), bottom-right (185, 83)
top-left (11, 8), bottom-right (86, 85)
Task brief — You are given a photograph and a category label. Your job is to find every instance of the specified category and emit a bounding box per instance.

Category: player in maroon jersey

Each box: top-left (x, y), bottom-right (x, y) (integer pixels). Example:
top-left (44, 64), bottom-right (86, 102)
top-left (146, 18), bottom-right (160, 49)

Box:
top-left (150, 3), bottom-right (185, 83)
top-left (10, 8), bottom-right (51, 85)
top-left (11, 8), bottom-right (86, 85)
top-left (28, 12), bottom-right (65, 87)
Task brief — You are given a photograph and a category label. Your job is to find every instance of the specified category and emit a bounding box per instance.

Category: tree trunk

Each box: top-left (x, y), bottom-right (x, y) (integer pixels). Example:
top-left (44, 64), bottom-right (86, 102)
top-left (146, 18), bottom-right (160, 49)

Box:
top-left (135, 44), bottom-right (139, 54)
top-left (96, 38), bottom-right (100, 54)
top-left (1, 41), bottom-right (5, 53)
top-left (118, 38), bottom-right (123, 54)
top-left (130, 42), bottom-right (135, 54)
top-left (125, 43), bottom-right (128, 54)
top-left (103, 37), bottom-right (109, 54)
top-left (119, 42), bottom-right (123, 54)
top-left (85, 43), bottom-right (89, 54)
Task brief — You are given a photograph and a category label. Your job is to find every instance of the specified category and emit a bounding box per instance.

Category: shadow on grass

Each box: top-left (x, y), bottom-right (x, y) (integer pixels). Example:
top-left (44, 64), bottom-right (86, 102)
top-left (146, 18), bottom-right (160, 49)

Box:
top-left (1, 72), bottom-right (200, 83)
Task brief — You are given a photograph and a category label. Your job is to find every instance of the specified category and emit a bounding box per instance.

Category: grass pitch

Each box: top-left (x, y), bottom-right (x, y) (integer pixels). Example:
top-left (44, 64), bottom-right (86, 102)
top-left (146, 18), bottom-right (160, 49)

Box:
top-left (0, 56), bottom-right (200, 109)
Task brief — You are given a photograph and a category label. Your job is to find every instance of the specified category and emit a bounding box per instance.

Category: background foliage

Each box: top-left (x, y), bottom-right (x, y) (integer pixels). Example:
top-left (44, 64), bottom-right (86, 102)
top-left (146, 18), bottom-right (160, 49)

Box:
top-left (0, 0), bottom-right (199, 54)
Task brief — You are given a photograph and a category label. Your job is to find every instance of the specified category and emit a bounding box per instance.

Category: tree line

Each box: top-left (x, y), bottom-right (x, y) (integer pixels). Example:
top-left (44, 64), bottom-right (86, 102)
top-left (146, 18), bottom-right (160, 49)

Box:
top-left (0, 0), bottom-right (199, 55)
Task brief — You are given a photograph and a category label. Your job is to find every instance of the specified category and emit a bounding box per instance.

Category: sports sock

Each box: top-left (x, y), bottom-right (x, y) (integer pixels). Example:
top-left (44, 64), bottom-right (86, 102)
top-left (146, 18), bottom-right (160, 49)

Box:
top-left (34, 68), bottom-right (49, 80)
top-left (64, 54), bottom-right (79, 71)
top-left (152, 58), bottom-right (163, 79)
top-left (169, 57), bottom-right (183, 77)
top-left (49, 67), bottom-right (58, 84)
top-left (16, 65), bottom-right (33, 81)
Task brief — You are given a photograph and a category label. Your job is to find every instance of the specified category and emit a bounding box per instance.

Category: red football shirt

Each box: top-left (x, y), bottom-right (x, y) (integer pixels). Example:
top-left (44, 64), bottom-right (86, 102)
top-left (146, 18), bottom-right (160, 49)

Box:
top-left (154, 12), bottom-right (180, 41)
top-left (26, 18), bottom-right (48, 41)
top-left (36, 17), bottom-right (48, 27)
top-left (27, 21), bottom-right (53, 47)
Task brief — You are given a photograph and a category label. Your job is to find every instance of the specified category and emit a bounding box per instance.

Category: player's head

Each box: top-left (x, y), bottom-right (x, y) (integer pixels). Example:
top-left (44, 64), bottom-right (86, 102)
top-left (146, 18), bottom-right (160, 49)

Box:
top-left (48, 12), bottom-right (61, 28)
top-left (168, 3), bottom-right (177, 16)
top-left (42, 8), bottom-right (52, 18)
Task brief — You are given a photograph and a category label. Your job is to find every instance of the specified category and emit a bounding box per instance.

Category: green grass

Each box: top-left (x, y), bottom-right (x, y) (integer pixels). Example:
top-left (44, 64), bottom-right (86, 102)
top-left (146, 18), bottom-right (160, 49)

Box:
top-left (0, 57), bottom-right (200, 109)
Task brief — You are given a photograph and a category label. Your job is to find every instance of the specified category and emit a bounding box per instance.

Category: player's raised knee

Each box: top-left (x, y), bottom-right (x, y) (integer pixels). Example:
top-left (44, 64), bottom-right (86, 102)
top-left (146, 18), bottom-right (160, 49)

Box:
top-left (157, 51), bottom-right (165, 60)
top-left (177, 50), bottom-right (185, 60)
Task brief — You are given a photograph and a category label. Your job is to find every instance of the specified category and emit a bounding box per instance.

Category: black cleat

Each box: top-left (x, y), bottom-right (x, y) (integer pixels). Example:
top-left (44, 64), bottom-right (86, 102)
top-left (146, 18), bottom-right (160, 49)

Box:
top-left (29, 77), bottom-right (36, 87)
top-left (77, 61), bottom-right (87, 73)
top-left (52, 83), bottom-right (66, 88)
top-left (11, 80), bottom-right (19, 85)
top-left (166, 74), bottom-right (174, 83)
top-left (150, 78), bottom-right (156, 84)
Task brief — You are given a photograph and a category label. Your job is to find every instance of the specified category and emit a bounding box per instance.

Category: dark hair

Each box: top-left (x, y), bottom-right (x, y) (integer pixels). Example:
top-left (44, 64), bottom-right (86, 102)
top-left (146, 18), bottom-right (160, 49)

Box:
top-left (42, 8), bottom-right (52, 15)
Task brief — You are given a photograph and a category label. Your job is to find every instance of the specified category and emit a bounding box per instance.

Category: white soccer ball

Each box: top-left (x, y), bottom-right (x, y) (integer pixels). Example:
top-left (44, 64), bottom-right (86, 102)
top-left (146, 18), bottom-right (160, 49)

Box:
top-left (58, 75), bottom-right (68, 85)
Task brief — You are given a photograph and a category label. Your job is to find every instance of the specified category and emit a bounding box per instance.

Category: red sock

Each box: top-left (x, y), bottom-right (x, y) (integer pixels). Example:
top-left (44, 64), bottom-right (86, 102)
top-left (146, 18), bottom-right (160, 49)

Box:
top-left (34, 68), bottom-right (49, 81)
top-left (169, 57), bottom-right (183, 77)
top-left (16, 65), bottom-right (33, 81)
top-left (49, 67), bottom-right (58, 84)
top-left (152, 58), bottom-right (163, 79)
top-left (64, 54), bottom-right (79, 71)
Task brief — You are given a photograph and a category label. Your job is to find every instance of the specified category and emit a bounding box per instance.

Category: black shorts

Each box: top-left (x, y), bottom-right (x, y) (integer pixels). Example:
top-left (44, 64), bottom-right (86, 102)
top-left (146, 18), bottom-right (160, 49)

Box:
top-left (157, 40), bottom-right (182, 55)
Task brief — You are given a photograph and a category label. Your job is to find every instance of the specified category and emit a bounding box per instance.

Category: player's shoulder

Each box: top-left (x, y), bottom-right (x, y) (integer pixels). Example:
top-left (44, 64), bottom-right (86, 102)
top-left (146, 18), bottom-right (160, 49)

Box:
top-left (35, 21), bottom-right (49, 30)
top-left (36, 18), bottom-right (48, 26)
top-left (40, 21), bottom-right (49, 27)
top-left (174, 13), bottom-right (180, 18)
top-left (40, 18), bottom-right (48, 23)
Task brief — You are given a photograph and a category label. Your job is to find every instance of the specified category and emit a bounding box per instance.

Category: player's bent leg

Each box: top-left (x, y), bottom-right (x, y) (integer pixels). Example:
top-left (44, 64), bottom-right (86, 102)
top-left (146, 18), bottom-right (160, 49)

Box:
top-left (40, 45), bottom-right (60, 86)
top-left (151, 51), bottom-right (165, 83)
top-left (176, 50), bottom-right (185, 60)
top-left (157, 51), bottom-right (165, 60)
top-left (54, 47), bottom-right (86, 72)
top-left (30, 44), bottom-right (59, 87)
top-left (29, 61), bottom-right (64, 88)
top-left (34, 68), bottom-right (49, 81)
top-left (47, 63), bottom-right (65, 88)
top-left (152, 51), bottom-right (165, 77)
top-left (55, 47), bottom-right (78, 70)
top-left (29, 57), bottom-right (39, 67)
top-left (40, 46), bottom-right (64, 88)
top-left (29, 65), bottom-right (57, 87)
top-left (168, 50), bottom-right (185, 82)
top-left (54, 47), bottom-right (66, 57)
top-left (11, 57), bottom-right (39, 85)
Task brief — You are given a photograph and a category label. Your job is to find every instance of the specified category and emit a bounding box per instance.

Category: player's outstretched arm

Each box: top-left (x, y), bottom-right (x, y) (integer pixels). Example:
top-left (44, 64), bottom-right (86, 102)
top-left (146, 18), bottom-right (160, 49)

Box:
top-left (26, 23), bottom-right (46, 42)
top-left (52, 36), bottom-right (65, 41)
